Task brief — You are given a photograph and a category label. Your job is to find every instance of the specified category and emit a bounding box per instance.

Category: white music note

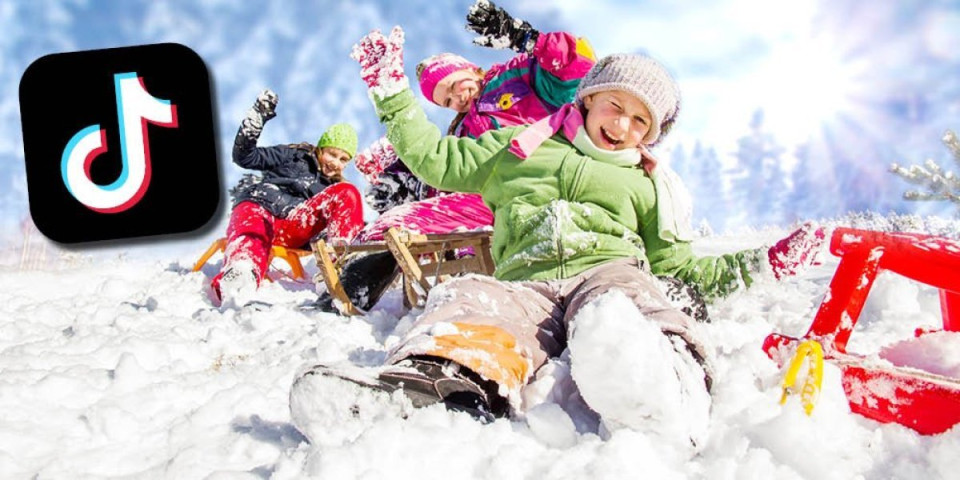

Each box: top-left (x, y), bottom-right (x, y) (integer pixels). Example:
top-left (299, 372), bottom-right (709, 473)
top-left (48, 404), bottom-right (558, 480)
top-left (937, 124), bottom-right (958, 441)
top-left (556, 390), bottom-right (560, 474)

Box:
top-left (61, 72), bottom-right (177, 213)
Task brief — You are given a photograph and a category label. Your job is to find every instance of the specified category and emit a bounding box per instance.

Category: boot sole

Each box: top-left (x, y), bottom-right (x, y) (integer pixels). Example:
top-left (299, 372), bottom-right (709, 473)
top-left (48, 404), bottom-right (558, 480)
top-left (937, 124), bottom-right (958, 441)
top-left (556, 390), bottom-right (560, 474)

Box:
top-left (289, 363), bottom-right (414, 446)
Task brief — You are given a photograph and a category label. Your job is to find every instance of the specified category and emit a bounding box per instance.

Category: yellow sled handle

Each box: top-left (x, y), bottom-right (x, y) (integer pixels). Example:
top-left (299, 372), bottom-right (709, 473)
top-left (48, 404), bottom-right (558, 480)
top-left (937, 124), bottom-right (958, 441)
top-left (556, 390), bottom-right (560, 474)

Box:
top-left (779, 339), bottom-right (824, 416)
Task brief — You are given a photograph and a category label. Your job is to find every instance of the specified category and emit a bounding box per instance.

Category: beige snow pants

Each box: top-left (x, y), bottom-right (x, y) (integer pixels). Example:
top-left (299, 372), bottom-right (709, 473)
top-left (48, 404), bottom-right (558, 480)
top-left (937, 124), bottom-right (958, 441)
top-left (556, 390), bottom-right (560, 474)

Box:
top-left (385, 257), bottom-right (712, 395)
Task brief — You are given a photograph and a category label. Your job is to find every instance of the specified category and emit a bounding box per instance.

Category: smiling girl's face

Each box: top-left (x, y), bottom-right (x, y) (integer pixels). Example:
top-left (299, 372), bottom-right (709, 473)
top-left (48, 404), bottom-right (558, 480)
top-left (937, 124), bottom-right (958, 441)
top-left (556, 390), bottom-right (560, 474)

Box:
top-left (582, 90), bottom-right (653, 150)
top-left (316, 146), bottom-right (351, 179)
top-left (431, 69), bottom-right (483, 113)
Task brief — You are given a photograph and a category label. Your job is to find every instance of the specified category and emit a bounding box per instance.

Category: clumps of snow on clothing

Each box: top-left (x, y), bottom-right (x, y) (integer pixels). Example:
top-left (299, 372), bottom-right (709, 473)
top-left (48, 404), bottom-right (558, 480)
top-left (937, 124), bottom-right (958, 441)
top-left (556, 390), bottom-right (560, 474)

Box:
top-left (355, 136), bottom-right (399, 183)
top-left (217, 259), bottom-right (258, 310)
top-left (568, 289), bottom-right (711, 451)
top-left (497, 199), bottom-right (603, 273)
top-left (351, 26), bottom-right (410, 100)
top-left (466, 0), bottom-right (515, 51)
top-left (521, 353), bottom-right (600, 434)
top-left (289, 361), bottom-right (415, 447)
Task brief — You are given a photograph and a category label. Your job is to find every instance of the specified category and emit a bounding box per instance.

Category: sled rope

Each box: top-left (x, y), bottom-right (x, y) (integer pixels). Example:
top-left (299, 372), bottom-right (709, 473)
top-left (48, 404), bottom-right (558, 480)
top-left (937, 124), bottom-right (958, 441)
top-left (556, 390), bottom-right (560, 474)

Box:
top-left (779, 339), bottom-right (824, 416)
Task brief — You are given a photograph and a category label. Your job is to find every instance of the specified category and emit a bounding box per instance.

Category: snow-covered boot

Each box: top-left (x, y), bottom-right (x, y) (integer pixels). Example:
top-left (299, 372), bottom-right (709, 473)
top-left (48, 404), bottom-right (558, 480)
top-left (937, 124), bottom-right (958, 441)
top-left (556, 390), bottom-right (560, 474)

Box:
top-left (314, 251), bottom-right (399, 314)
top-left (376, 356), bottom-right (508, 419)
top-left (657, 275), bottom-right (710, 323)
top-left (290, 356), bottom-right (507, 445)
top-left (569, 292), bottom-right (712, 450)
top-left (213, 261), bottom-right (258, 309)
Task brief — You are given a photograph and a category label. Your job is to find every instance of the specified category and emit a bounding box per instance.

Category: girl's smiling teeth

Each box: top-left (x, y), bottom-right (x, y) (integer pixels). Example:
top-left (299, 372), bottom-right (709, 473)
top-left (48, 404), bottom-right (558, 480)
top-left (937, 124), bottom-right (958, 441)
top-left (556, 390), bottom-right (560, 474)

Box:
top-left (600, 127), bottom-right (622, 146)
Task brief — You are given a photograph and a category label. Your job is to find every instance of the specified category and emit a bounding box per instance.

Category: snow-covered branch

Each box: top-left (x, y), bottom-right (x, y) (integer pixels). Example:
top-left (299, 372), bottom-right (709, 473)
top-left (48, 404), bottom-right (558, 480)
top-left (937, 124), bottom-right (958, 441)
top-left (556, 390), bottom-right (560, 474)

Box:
top-left (890, 130), bottom-right (960, 205)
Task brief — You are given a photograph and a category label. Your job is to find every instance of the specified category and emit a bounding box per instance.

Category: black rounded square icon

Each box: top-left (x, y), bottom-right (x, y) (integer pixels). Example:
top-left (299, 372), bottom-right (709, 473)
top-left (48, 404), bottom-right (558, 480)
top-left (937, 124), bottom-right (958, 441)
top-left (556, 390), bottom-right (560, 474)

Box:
top-left (19, 43), bottom-right (220, 244)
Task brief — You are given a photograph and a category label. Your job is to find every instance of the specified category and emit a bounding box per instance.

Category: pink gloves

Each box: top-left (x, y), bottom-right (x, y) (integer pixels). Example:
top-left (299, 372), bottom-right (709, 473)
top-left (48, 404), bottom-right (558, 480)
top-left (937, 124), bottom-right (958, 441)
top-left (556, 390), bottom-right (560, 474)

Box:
top-left (351, 26), bottom-right (408, 99)
top-left (355, 136), bottom-right (400, 183)
top-left (768, 222), bottom-right (828, 279)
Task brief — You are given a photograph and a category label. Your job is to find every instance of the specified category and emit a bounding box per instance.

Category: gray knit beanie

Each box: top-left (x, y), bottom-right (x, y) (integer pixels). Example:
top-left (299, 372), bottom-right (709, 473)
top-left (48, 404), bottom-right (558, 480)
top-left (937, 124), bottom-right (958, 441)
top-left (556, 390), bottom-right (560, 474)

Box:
top-left (575, 53), bottom-right (681, 144)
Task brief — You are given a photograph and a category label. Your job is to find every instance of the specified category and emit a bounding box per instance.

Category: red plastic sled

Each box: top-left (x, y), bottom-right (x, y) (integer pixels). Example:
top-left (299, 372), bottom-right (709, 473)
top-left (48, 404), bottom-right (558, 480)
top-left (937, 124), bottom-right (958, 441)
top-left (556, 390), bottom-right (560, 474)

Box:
top-left (763, 227), bottom-right (960, 435)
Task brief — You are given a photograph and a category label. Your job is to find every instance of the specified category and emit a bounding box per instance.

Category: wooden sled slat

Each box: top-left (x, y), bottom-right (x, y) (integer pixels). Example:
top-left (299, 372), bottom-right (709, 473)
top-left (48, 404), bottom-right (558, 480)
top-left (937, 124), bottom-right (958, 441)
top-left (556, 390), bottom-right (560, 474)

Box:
top-left (311, 228), bottom-right (495, 315)
top-left (311, 239), bottom-right (360, 316)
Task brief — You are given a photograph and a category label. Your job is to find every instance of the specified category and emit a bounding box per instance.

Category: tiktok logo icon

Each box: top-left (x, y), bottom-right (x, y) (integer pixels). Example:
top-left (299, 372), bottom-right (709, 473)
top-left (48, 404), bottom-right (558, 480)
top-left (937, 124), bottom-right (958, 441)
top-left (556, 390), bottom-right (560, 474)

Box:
top-left (20, 43), bottom-right (220, 244)
top-left (62, 72), bottom-right (178, 213)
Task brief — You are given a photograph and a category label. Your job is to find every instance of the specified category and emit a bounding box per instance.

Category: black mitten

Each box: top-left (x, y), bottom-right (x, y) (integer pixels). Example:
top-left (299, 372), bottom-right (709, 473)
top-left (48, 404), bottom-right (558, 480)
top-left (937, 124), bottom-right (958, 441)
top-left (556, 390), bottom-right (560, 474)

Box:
top-left (252, 89), bottom-right (278, 122)
top-left (465, 0), bottom-right (540, 53)
top-left (235, 89), bottom-right (278, 154)
top-left (365, 169), bottom-right (429, 214)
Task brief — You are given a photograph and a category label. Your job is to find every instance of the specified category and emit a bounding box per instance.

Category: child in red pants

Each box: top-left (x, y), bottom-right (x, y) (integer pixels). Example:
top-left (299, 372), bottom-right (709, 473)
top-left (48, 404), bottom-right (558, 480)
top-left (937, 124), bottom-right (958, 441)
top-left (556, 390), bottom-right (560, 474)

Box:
top-left (212, 89), bottom-right (364, 306)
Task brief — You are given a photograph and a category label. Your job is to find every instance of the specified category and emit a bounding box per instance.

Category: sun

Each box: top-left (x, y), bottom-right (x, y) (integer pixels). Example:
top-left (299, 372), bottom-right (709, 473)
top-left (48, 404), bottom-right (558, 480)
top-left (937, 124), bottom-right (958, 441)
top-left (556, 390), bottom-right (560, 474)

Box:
top-left (748, 35), bottom-right (867, 147)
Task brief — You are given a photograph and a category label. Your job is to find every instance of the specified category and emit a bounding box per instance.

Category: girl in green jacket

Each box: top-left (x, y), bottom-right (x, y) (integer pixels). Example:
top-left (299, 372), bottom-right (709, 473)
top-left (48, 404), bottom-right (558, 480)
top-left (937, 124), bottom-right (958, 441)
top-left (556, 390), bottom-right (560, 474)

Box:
top-left (291, 27), bottom-right (826, 449)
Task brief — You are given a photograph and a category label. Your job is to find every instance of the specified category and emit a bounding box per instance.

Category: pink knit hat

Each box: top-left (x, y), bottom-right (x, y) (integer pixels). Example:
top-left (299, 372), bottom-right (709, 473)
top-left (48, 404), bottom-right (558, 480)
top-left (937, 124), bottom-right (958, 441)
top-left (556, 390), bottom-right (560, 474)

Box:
top-left (416, 53), bottom-right (480, 104)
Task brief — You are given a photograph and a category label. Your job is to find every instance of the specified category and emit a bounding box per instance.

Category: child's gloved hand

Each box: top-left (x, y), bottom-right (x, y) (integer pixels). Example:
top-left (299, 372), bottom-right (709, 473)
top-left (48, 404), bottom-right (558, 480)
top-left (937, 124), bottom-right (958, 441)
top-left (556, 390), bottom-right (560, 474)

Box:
top-left (364, 168), bottom-right (434, 215)
top-left (466, 0), bottom-right (540, 53)
top-left (237, 89), bottom-right (278, 143)
top-left (767, 222), bottom-right (829, 279)
top-left (252, 89), bottom-right (278, 121)
top-left (351, 26), bottom-right (409, 99)
top-left (355, 136), bottom-right (399, 183)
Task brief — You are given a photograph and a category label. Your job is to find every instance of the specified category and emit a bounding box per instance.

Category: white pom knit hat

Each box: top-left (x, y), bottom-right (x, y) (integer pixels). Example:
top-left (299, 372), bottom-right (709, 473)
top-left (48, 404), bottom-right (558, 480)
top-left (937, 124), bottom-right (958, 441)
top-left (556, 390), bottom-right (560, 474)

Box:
top-left (575, 53), bottom-right (681, 145)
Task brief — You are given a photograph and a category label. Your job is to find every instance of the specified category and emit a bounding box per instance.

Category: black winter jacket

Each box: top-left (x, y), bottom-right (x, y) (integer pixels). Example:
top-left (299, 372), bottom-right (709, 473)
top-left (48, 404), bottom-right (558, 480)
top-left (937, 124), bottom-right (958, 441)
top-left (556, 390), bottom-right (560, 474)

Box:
top-left (230, 137), bottom-right (337, 218)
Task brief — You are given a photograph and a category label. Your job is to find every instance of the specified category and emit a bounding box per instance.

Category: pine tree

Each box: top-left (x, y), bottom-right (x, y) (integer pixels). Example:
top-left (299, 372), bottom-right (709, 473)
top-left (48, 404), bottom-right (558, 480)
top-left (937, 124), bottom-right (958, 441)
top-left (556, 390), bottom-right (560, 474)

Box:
top-left (693, 143), bottom-right (725, 230)
top-left (890, 130), bottom-right (960, 208)
top-left (787, 143), bottom-right (817, 222)
top-left (672, 142), bottom-right (728, 232)
top-left (670, 144), bottom-right (690, 183)
top-left (730, 110), bottom-right (788, 226)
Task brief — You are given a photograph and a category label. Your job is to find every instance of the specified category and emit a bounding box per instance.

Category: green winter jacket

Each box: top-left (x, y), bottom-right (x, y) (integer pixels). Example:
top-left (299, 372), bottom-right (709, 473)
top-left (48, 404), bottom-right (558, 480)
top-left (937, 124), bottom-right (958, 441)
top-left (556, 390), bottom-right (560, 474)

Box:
top-left (376, 89), bottom-right (761, 298)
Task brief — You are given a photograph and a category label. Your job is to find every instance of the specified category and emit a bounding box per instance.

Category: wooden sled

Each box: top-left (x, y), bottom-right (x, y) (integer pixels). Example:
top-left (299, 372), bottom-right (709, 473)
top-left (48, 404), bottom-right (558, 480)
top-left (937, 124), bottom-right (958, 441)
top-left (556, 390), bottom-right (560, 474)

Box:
top-left (192, 237), bottom-right (313, 282)
top-left (312, 227), bottom-right (495, 316)
top-left (764, 227), bottom-right (960, 434)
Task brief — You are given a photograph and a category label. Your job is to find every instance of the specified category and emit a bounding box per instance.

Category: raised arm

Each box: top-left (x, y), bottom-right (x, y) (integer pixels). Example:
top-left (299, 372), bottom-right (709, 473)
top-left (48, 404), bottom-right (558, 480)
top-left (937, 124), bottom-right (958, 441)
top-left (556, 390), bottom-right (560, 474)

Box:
top-left (465, 0), bottom-right (595, 106)
top-left (644, 220), bottom-right (828, 300)
top-left (231, 89), bottom-right (290, 171)
top-left (352, 26), bottom-right (513, 193)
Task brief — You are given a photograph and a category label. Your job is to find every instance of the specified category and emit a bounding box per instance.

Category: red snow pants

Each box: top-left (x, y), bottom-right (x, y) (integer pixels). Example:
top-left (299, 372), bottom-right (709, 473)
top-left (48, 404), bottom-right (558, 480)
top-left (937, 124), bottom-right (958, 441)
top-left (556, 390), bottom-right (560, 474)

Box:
top-left (213, 183), bottom-right (364, 292)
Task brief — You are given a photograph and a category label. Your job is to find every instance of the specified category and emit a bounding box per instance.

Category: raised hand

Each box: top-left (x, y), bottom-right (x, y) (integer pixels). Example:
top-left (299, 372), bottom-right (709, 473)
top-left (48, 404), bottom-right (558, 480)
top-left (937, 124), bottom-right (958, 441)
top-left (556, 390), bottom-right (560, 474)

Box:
top-left (237, 88), bottom-right (278, 146)
top-left (465, 0), bottom-right (539, 53)
top-left (768, 222), bottom-right (828, 279)
top-left (351, 26), bottom-right (408, 99)
top-left (355, 136), bottom-right (400, 183)
top-left (252, 89), bottom-right (278, 121)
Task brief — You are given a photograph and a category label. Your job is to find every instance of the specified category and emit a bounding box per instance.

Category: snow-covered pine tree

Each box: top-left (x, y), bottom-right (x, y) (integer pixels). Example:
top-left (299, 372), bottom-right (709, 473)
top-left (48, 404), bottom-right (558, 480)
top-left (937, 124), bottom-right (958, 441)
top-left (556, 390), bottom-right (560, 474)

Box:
top-left (691, 142), bottom-right (725, 231)
top-left (670, 141), bottom-right (725, 233)
top-left (890, 130), bottom-right (960, 210)
top-left (729, 110), bottom-right (787, 226)
top-left (786, 143), bottom-right (816, 222)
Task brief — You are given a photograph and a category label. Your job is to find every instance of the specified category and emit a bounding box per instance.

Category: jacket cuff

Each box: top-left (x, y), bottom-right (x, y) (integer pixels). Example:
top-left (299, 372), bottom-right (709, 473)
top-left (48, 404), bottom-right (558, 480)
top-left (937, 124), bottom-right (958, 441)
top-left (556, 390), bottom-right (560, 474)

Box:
top-left (374, 88), bottom-right (417, 122)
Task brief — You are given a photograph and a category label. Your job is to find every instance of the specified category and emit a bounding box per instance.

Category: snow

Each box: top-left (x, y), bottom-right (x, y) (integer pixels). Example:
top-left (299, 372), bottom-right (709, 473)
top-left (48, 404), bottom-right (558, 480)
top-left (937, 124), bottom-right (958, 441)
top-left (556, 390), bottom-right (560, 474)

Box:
top-left (2, 223), bottom-right (960, 478)
top-left (567, 290), bottom-right (711, 449)
top-left (880, 332), bottom-right (960, 379)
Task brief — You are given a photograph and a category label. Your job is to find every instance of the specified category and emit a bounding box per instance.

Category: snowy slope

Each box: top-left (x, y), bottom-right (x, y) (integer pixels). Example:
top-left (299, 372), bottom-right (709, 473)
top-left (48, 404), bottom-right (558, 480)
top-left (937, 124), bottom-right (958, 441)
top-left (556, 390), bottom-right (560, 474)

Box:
top-left (2, 223), bottom-right (960, 479)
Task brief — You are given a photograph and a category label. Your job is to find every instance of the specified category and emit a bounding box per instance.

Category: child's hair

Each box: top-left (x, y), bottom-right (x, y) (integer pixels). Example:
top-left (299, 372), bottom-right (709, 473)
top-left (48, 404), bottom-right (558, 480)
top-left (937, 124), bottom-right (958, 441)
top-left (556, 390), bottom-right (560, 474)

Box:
top-left (447, 112), bottom-right (468, 135)
top-left (575, 53), bottom-right (681, 146)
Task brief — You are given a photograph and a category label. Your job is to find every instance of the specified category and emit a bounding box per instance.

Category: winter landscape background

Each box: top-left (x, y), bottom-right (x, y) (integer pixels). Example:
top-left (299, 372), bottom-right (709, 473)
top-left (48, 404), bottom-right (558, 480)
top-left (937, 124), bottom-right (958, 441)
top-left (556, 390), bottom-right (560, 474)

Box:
top-left (3, 1), bottom-right (960, 479)
top-left (1, 0), bottom-right (959, 244)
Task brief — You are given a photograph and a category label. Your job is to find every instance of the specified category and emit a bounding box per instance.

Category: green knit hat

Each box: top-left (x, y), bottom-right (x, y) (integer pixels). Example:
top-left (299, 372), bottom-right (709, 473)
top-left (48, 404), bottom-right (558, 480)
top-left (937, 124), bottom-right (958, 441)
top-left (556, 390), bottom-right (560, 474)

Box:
top-left (316, 123), bottom-right (358, 158)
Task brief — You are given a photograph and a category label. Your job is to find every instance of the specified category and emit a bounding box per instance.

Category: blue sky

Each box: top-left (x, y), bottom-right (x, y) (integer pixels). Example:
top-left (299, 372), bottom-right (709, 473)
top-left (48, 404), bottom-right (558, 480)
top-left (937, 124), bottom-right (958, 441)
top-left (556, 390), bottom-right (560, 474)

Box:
top-left (3, 0), bottom-right (960, 249)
